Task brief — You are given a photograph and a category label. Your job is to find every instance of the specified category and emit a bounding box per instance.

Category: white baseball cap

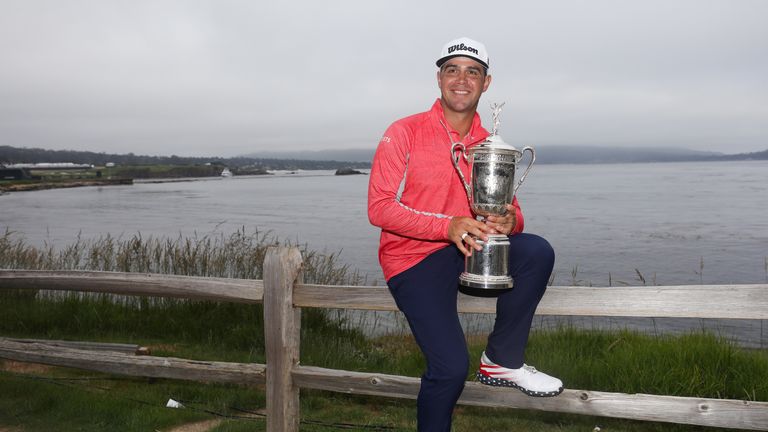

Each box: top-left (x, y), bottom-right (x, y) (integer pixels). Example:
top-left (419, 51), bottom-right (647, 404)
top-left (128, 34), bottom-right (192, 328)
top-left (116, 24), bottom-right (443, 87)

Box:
top-left (436, 37), bottom-right (489, 70)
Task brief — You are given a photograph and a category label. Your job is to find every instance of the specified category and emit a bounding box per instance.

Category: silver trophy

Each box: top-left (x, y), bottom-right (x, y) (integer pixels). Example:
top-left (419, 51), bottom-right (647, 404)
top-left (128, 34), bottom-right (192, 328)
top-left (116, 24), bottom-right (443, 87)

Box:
top-left (451, 103), bottom-right (535, 289)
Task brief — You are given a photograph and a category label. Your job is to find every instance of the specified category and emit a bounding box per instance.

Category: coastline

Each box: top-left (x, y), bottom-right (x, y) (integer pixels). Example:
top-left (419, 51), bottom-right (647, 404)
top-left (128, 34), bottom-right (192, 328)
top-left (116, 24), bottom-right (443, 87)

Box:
top-left (0, 178), bottom-right (133, 194)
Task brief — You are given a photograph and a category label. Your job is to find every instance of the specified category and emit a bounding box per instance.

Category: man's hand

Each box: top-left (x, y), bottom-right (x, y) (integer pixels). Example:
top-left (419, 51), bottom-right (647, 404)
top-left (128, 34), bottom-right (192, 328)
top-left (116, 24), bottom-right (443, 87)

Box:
top-left (484, 203), bottom-right (517, 235)
top-left (448, 216), bottom-right (492, 257)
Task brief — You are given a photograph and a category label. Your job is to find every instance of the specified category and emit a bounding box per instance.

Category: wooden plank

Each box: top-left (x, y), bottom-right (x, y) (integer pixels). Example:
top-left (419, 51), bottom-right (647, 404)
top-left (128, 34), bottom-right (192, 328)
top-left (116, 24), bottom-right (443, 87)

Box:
top-left (292, 365), bottom-right (768, 430)
top-left (294, 283), bottom-right (768, 320)
top-left (5, 338), bottom-right (141, 355)
top-left (0, 338), bottom-right (265, 384)
top-left (263, 247), bottom-right (303, 432)
top-left (4, 271), bottom-right (765, 319)
top-left (293, 284), bottom-right (397, 311)
top-left (0, 270), bottom-right (263, 303)
top-left (460, 384), bottom-right (768, 430)
top-left (532, 285), bottom-right (768, 320)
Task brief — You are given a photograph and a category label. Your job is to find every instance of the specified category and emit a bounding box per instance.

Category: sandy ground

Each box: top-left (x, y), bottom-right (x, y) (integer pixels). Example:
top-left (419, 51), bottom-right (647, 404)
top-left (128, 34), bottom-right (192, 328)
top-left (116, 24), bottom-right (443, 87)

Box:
top-left (0, 419), bottom-right (229, 432)
top-left (163, 419), bottom-right (224, 432)
top-left (0, 360), bottom-right (53, 374)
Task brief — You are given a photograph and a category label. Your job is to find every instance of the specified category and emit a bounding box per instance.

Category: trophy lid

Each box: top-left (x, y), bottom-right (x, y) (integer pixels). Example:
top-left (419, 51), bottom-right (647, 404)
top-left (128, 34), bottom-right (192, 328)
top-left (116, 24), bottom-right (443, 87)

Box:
top-left (476, 102), bottom-right (520, 152)
top-left (479, 133), bottom-right (518, 152)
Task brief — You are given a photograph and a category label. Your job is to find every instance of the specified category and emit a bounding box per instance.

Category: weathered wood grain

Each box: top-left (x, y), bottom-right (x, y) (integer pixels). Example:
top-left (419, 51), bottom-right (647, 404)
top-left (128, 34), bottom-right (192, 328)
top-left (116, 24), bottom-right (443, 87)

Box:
top-left (0, 338), bottom-right (265, 384)
top-left (0, 270), bottom-right (263, 303)
top-left (263, 247), bottom-right (303, 432)
top-left (5, 338), bottom-right (141, 355)
top-left (293, 365), bottom-right (768, 430)
top-left (294, 283), bottom-right (768, 319)
top-left (3, 271), bottom-right (765, 320)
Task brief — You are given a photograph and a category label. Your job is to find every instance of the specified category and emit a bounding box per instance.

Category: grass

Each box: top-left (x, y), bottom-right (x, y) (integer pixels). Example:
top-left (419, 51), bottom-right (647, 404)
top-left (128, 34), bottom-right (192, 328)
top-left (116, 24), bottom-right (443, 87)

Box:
top-left (1, 230), bottom-right (767, 431)
top-left (0, 227), bottom-right (363, 283)
top-left (0, 369), bottom-right (226, 431)
top-left (3, 321), bottom-right (765, 431)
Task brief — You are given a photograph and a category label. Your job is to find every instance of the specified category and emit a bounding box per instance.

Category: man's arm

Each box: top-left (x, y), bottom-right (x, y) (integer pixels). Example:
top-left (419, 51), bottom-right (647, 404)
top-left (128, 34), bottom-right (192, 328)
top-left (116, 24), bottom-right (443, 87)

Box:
top-left (367, 126), bottom-right (454, 241)
top-left (368, 124), bottom-right (511, 257)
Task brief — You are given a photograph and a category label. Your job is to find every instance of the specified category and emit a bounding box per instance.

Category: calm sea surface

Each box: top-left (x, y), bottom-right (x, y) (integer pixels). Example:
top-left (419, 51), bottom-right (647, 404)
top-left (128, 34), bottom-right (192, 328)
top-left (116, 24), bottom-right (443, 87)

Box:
top-left (2, 160), bottom-right (767, 345)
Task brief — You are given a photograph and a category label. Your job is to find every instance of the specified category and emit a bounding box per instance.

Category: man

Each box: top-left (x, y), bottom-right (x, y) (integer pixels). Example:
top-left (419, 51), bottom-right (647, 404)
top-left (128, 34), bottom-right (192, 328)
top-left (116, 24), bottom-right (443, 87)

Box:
top-left (368, 37), bottom-right (563, 430)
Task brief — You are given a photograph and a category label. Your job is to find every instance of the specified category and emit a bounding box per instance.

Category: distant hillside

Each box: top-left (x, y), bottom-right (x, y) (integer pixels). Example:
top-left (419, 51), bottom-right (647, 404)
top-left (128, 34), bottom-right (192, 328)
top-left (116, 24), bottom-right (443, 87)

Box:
top-left (244, 145), bottom-right (767, 164)
top-left (533, 146), bottom-right (723, 164)
top-left (243, 148), bottom-right (376, 163)
top-left (715, 148), bottom-right (768, 161)
top-left (0, 146), bottom-right (370, 171)
top-left (2, 145), bottom-right (765, 169)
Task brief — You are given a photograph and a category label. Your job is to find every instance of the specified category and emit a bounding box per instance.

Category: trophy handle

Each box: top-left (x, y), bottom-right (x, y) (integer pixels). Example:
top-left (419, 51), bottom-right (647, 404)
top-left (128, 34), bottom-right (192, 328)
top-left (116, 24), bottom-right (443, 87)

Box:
top-left (513, 146), bottom-right (536, 195)
top-left (450, 143), bottom-right (473, 201)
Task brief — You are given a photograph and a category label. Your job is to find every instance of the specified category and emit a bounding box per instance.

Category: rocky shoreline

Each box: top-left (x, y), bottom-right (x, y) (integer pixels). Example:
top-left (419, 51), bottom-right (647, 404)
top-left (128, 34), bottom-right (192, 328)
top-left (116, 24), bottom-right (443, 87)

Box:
top-left (0, 178), bottom-right (133, 193)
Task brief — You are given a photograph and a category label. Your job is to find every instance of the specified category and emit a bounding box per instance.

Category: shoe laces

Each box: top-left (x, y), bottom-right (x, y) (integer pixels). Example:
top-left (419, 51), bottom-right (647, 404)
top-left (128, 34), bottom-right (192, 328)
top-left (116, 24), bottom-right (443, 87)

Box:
top-left (522, 364), bottom-right (538, 374)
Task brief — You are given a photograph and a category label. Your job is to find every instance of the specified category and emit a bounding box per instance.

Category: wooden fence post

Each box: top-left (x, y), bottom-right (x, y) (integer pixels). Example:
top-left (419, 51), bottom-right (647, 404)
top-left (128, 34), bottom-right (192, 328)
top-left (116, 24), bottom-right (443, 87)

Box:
top-left (263, 246), bottom-right (303, 432)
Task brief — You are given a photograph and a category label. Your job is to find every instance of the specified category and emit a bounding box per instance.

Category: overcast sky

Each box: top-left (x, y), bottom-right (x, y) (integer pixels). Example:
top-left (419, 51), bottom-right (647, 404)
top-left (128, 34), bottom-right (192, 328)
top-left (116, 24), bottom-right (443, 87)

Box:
top-left (1, 0), bottom-right (766, 157)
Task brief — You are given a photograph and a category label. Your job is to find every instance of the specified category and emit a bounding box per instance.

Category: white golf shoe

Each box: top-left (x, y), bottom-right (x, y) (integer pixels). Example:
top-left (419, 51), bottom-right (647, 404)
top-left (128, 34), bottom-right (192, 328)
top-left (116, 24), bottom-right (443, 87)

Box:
top-left (476, 351), bottom-right (564, 397)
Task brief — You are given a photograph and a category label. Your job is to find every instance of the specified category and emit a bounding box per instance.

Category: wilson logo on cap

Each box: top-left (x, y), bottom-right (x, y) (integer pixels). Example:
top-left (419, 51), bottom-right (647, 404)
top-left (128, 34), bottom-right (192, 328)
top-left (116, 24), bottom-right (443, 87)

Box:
top-left (447, 43), bottom-right (479, 55)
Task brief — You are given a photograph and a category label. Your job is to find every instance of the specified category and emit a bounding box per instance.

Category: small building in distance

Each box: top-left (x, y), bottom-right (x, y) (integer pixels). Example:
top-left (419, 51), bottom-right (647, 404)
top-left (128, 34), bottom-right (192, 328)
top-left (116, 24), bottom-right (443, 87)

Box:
top-left (0, 168), bottom-right (34, 180)
top-left (5, 163), bottom-right (93, 170)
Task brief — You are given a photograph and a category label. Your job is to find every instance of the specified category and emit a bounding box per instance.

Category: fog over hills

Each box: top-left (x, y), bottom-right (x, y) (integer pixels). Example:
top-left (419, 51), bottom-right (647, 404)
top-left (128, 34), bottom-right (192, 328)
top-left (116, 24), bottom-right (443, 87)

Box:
top-left (3, 145), bottom-right (765, 170)
top-left (243, 149), bottom-right (377, 163)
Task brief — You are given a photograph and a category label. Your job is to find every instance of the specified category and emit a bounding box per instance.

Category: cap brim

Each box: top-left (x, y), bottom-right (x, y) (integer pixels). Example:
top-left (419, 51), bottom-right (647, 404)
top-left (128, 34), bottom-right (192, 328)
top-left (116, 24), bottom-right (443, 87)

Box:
top-left (436, 54), bottom-right (489, 70)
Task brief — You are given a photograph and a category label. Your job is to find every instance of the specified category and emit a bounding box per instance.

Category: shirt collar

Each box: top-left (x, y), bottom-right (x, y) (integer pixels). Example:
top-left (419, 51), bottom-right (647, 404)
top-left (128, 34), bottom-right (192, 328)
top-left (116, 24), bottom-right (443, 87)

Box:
top-left (430, 98), bottom-right (489, 145)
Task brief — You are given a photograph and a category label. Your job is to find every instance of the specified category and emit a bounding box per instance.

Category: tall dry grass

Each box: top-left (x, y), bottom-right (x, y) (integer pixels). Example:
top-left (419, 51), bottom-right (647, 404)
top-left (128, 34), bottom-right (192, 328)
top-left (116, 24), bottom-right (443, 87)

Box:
top-left (0, 228), bottom-right (363, 285)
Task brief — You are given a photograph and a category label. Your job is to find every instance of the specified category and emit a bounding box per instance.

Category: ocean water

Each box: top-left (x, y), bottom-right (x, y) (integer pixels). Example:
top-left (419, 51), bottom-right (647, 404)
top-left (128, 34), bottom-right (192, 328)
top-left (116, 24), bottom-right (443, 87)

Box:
top-left (2, 161), bottom-right (767, 345)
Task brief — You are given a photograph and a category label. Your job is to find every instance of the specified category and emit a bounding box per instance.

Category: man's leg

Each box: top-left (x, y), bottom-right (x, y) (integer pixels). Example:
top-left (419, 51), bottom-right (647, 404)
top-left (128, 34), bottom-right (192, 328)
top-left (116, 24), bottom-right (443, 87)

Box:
top-left (486, 233), bottom-right (555, 367)
top-left (477, 233), bottom-right (562, 396)
top-left (387, 246), bottom-right (468, 432)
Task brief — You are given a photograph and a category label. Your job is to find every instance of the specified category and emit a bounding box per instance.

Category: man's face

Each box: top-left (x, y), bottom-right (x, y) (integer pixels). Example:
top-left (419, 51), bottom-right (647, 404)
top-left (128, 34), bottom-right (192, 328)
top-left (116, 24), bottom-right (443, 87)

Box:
top-left (437, 57), bottom-right (492, 115)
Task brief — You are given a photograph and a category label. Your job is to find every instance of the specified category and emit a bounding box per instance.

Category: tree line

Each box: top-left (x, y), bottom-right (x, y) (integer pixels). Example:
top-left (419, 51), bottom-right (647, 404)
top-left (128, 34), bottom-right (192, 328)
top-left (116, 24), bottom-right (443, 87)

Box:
top-left (0, 146), bottom-right (371, 171)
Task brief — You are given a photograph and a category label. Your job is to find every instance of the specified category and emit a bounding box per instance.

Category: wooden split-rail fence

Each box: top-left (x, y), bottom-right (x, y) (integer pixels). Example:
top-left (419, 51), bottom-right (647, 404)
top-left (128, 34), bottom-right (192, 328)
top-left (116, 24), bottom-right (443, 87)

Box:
top-left (1, 246), bottom-right (767, 431)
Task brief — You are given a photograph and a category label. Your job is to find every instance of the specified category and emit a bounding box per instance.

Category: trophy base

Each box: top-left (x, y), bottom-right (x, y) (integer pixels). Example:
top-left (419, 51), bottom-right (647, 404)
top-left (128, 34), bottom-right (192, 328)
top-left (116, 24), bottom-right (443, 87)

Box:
top-left (458, 272), bottom-right (514, 290)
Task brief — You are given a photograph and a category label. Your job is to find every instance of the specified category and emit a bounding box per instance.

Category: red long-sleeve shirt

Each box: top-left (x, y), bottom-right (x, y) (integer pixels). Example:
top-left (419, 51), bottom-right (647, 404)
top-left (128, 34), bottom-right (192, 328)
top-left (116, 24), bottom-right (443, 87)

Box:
top-left (368, 99), bottom-right (524, 281)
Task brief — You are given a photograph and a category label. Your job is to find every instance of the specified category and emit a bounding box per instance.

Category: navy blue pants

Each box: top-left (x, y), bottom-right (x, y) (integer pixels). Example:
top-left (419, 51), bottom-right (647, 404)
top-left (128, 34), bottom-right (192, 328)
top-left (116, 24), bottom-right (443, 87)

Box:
top-left (387, 233), bottom-right (555, 431)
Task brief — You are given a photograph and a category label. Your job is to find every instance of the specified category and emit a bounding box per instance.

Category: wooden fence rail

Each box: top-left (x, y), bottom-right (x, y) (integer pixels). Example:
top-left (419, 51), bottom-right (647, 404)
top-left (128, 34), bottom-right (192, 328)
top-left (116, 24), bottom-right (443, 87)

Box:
top-left (0, 270), bottom-right (262, 303)
top-left (1, 246), bottom-right (768, 431)
top-left (4, 270), bottom-right (767, 319)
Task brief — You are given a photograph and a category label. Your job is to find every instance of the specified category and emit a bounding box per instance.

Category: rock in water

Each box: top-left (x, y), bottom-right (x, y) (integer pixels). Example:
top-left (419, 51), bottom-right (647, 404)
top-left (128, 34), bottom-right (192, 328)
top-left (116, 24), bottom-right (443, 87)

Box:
top-left (335, 168), bottom-right (365, 176)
